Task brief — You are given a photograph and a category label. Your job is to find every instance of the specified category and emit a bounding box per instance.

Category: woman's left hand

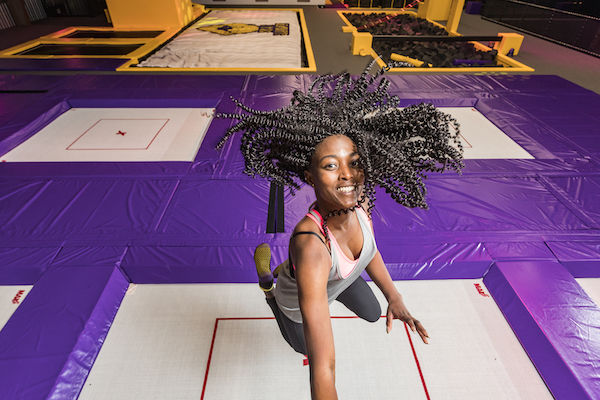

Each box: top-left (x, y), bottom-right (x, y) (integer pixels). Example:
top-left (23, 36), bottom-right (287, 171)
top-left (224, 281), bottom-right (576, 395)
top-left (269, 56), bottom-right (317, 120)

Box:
top-left (386, 295), bottom-right (429, 344)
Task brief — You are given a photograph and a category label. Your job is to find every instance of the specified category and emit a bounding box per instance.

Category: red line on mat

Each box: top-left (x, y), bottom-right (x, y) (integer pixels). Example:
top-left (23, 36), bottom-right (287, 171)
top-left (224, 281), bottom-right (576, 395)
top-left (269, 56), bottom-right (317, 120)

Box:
top-left (200, 318), bottom-right (220, 400)
top-left (66, 119), bottom-right (101, 150)
top-left (145, 118), bottom-right (170, 149)
top-left (404, 322), bottom-right (430, 400)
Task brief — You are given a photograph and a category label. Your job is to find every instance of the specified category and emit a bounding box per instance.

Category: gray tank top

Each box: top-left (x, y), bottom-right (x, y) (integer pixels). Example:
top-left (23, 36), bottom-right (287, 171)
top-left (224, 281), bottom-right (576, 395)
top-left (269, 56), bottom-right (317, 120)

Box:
top-left (273, 206), bottom-right (378, 323)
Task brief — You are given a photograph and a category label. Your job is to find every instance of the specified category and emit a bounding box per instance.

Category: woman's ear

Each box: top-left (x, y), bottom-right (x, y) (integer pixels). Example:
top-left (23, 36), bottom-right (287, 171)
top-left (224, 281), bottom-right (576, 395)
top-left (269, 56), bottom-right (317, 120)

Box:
top-left (304, 170), bottom-right (314, 187)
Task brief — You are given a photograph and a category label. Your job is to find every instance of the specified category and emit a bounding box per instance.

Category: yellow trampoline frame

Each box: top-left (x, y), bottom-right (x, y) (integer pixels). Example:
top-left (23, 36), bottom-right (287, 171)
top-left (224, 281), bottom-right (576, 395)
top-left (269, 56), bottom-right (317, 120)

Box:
top-left (0, 7), bottom-right (316, 73)
top-left (338, 10), bottom-right (534, 72)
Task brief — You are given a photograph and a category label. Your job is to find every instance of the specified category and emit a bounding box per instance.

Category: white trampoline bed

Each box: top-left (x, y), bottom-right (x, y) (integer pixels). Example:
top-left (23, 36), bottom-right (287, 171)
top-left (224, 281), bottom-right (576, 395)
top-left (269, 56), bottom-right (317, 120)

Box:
top-left (78, 280), bottom-right (552, 399)
top-left (138, 10), bottom-right (303, 69)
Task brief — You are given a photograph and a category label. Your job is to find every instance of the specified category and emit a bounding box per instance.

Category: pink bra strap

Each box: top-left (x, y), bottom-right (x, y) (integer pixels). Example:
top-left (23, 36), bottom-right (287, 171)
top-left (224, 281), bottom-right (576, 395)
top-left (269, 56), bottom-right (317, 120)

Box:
top-left (305, 210), bottom-right (326, 235)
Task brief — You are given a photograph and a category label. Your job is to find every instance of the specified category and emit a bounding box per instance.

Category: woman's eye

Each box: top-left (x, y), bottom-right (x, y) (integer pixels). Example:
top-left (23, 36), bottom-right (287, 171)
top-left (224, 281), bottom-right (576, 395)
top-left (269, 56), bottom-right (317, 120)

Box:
top-left (351, 159), bottom-right (360, 167)
top-left (324, 163), bottom-right (337, 169)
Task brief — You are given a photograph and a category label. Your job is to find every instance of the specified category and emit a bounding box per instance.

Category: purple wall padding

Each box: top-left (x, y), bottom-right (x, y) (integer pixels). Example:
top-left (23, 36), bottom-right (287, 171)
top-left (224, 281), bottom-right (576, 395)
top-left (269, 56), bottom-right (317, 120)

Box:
top-left (545, 242), bottom-right (600, 278)
top-left (0, 58), bottom-right (127, 71)
top-left (0, 265), bottom-right (129, 400)
top-left (484, 261), bottom-right (600, 399)
top-left (0, 247), bottom-right (60, 284)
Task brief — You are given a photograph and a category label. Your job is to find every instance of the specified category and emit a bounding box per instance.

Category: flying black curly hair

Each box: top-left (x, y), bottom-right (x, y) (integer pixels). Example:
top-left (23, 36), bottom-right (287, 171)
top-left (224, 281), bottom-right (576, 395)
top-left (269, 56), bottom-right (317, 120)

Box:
top-left (217, 62), bottom-right (463, 241)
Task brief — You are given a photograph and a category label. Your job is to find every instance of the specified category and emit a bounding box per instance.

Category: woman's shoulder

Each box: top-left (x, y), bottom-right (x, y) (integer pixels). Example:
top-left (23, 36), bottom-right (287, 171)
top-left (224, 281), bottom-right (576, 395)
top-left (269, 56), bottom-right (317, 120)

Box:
top-left (290, 215), bottom-right (329, 254)
top-left (293, 214), bottom-right (321, 234)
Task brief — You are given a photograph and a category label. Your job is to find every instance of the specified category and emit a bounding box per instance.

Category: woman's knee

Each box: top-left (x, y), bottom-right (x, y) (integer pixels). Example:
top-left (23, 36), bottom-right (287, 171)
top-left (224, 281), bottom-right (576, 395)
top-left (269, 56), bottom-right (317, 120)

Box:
top-left (362, 302), bottom-right (381, 323)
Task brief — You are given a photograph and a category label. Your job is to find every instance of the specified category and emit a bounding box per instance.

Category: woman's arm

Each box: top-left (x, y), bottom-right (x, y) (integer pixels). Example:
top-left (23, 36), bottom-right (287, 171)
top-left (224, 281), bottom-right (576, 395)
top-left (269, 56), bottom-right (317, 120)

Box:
top-left (365, 251), bottom-right (429, 343)
top-left (292, 234), bottom-right (338, 400)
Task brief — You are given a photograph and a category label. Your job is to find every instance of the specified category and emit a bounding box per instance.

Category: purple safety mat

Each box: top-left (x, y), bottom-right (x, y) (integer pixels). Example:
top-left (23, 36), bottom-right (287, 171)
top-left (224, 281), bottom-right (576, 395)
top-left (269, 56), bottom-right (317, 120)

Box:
top-left (0, 178), bottom-right (178, 244)
top-left (547, 175), bottom-right (600, 225)
top-left (0, 265), bottom-right (128, 399)
top-left (0, 247), bottom-right (60, 284)
top-left (545, 241), bottom-right (600, 277)
top-left (484, 261), bottom-right (600, 399)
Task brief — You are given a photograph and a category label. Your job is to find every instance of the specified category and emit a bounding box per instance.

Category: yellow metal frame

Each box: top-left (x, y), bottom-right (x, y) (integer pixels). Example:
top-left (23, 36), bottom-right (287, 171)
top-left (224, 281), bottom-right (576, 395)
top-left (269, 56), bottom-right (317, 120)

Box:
top-left (337, 9), bottom-right (534, 72)
top-left (117, 8), bottom-right (316, 73)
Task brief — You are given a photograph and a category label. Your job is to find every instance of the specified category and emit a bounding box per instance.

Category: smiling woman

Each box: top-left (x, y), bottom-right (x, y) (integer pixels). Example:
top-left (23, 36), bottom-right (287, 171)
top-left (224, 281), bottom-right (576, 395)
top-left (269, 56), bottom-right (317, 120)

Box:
top-left (217, 62), bottom-right (464, 399)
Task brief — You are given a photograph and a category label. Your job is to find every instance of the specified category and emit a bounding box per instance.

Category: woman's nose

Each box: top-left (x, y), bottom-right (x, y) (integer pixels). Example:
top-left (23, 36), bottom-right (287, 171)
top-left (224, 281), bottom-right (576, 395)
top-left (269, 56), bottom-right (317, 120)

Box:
top-left (339, 163), bottom-right (352, 179)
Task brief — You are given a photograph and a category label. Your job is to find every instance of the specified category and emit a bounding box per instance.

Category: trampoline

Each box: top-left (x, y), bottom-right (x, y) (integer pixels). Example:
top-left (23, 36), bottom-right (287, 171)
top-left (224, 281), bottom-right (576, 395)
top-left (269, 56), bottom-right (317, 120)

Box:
top-left (0, 73), bottom-right (599, 400)
top-left (131, 9), bottom-right (316, 72)
top-left (1, 107), bottom-right (214, 162)
top-left (78, 281), bottom-right (552, 399)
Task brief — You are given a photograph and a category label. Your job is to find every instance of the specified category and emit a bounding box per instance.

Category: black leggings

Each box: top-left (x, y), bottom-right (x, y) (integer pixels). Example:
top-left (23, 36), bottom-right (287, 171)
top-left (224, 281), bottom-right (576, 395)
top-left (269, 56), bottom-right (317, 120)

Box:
top-left (266, 276), bottom-right (381, 355)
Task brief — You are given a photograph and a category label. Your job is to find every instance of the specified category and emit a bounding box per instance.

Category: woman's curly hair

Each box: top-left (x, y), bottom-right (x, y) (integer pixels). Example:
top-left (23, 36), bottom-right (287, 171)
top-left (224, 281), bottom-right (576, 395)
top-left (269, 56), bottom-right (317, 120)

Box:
top-left (217, 62), bottom-right (463, 237)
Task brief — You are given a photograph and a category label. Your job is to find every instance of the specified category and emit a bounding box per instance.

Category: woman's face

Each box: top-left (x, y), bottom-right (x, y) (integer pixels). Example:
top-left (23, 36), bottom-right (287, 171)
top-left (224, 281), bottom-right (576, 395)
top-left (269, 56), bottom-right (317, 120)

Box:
top-left (305, 135), bottom-right (365, 212)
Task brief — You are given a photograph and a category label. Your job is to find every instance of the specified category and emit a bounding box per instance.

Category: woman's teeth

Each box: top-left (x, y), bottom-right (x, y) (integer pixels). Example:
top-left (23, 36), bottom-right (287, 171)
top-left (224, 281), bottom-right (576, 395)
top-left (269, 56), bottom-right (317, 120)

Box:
top-left (337, 186), bottom-right (355, 193)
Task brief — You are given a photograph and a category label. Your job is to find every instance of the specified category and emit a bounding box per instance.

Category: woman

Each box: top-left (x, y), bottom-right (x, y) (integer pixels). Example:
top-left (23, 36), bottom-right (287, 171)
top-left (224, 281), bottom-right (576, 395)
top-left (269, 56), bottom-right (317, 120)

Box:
top-left (217, 63), bottom-right (463, 399)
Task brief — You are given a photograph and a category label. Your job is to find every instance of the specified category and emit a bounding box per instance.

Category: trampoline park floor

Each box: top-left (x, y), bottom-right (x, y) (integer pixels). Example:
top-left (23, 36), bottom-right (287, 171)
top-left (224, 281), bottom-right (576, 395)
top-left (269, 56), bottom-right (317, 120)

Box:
top-left (1, 73), bottom-right (600, 399)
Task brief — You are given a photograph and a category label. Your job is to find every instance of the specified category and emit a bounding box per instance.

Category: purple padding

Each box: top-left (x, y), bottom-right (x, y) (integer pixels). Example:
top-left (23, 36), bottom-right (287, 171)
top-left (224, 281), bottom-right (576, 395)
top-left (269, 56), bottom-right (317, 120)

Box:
top-left (371, 177), bottom-right (590, 239)
top-left (0, 58), bottom-right (127, 71)
top-left (0, 178), bottom-right (177, 244)
top-left (378, 242), bottom-right (492, 279)
top-left (491, 75), bottom-right (596, 94)
top-left (0, 161), bottom-right (191, 178)
top-left (547, 176), bottom-right (600, 225)
top-left (371, 74), bottom-right (506, 93)
top-left (0, 93), bottom-right (48, 121)
top-left (503, 93), bottom-right (600, 126)
top-left (545, 242), bottom-right (600, 278)
top-left (0, 100), bottom-right (70, 156)
top-left (0, 74), bottom-right (67, 91)
top-left (0, 247), bottom-right (60, 284)
top-left (483, 241), bottom-right (556, 261)
top-left (0, 265), bottom-right (129, 400)
top-left (483, 261), bottom-right (600, 399)
top-left (121, 243), bottom-right (287, 283)
top-left (156, 178), bottom-right (270, 239)
top-left (50, 246), bottom-right (127, 268)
